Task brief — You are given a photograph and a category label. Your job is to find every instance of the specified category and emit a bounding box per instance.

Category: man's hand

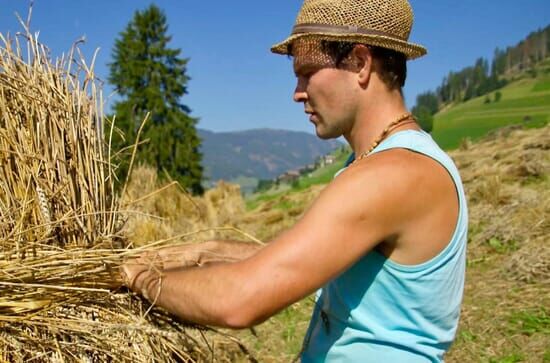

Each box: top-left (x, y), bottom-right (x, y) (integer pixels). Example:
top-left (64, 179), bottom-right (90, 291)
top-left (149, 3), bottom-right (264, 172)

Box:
top-left (121, 240), bottom-right (262, 301)
top-left (121, 252), bottom-right (164, 301)
top-left (146, 243), bottom-right (203, 270)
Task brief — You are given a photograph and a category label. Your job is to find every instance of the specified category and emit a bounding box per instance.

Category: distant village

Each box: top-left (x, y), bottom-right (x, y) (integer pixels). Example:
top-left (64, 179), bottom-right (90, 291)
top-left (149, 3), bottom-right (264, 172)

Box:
top-left (276, 153), bottom-right (337, 184)
top-left (250, 145), bottom-right (350, 194)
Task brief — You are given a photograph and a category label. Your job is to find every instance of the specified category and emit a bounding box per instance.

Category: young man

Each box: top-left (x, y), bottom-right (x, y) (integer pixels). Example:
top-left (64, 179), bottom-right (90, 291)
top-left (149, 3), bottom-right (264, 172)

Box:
top-left (122, 0), bottom-right (468, 361)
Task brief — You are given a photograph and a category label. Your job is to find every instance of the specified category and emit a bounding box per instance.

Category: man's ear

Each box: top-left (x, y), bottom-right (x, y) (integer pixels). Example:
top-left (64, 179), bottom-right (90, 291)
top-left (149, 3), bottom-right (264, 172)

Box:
top-left (353, 45), bottom-right (373, 87)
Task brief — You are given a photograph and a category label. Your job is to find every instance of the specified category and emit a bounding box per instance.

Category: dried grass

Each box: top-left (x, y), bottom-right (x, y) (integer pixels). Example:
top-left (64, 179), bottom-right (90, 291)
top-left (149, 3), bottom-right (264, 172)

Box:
top-left (446, 124), bottom-right (550, 362)
top-left (0, 19), bottom-right (253, 362)
top-left (504, 236), bottom-right (550, 284)
top-left (452, 125), bottom-right (549, 263)
top-left (122, 165), bottom-right (259, 246)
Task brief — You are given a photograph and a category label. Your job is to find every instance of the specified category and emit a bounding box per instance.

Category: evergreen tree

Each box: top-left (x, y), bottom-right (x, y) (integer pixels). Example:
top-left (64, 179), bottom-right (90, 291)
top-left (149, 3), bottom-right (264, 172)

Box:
top-left (415, 91), bottom-right (439, 115)
top-left (411, 105), bottom-right (434, 133)
top-left (492, 48), bottom-right (507, 77)
top-left (411, 91), bottom-right (437, 133)
top-left (109, 4), bottom-right (203, 194)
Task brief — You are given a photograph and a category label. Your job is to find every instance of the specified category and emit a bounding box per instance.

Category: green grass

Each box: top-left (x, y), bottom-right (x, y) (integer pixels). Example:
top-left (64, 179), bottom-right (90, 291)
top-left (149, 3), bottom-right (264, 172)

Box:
top-left (508, 308), bottom-right (550, 335)
top-left (432, 74), bottom-right (550, 150)
top-left (290, 157), bottom-right (347, 191)
top-left (273, 198), bottom-right (295, 211)
top-left (488, 353), bottom-right (524, 363)
top-left (239, 297), bottom-right (315, 360)
top-left (456, 329), bottom-right (478, 343)
top-left (291, 146), bottom-right (350, 189)
top-left (487, 238), bottom-right (519, 254)
top-left (532, 80), bottom-right (550, 92)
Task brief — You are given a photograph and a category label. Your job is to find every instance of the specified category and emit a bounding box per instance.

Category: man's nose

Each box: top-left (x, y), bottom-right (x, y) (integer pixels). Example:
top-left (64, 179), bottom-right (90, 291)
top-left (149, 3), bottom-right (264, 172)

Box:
top-left (293, 77), bottom-right (308, 103)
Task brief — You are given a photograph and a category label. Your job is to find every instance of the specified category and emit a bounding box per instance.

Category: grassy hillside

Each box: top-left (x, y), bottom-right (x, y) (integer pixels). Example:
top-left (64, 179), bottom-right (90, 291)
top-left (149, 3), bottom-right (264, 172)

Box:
top-left (432, 59), bottom-right (550, 149)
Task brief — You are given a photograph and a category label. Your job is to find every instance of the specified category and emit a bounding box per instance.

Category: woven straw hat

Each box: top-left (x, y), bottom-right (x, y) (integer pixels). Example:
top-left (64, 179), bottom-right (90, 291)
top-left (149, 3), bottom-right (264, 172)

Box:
top-left (271, 0), bottom-right (427, 60)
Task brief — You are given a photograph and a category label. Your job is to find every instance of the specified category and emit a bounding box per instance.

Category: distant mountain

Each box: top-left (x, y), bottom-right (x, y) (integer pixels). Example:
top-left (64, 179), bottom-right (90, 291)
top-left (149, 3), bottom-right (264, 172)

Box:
top-left (198, 128), bottom-right (342, 183)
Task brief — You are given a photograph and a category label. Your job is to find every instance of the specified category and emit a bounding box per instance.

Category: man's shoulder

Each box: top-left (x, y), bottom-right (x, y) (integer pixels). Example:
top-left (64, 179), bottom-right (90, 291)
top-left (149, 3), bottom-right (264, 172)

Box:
top-left (334, 149), bottom-right (429, 189)
top-left (323, 148), bottom-right (451, 218)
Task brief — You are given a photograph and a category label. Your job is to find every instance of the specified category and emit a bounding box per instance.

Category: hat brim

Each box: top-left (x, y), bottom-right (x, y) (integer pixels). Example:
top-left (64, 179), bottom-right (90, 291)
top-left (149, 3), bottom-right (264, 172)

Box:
top-left (271, 33), bottom-right (427, 60)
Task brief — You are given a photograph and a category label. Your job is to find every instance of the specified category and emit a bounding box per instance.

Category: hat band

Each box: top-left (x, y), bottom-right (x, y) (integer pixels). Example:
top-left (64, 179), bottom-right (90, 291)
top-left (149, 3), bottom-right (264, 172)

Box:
top-left (292, 23), bottom-right (407, 42)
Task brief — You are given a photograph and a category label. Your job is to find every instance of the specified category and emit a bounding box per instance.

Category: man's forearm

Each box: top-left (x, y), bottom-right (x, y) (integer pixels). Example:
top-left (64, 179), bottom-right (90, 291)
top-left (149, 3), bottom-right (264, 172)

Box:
top-left (196, 240), bottom-right (262, 265)
top-left (156, 240), bottom-right (263, 270)
top-left (136, 261), bottom-right (254, 328)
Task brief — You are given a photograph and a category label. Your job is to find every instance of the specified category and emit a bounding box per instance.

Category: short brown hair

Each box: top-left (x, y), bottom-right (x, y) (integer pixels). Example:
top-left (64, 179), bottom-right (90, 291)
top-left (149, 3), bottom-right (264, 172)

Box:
top-left (320, 40), bottom-right (407, 90)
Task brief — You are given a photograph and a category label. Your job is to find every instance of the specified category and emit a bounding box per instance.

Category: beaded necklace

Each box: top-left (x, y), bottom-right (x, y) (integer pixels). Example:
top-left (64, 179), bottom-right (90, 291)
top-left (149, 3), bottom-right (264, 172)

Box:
top-left (351, 112), bottom-right (415, 165)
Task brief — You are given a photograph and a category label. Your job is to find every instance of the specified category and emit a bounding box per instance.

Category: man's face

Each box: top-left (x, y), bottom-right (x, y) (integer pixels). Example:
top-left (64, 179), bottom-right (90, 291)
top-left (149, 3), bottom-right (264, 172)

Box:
top-left (292, 40), bottom-right (359, 140)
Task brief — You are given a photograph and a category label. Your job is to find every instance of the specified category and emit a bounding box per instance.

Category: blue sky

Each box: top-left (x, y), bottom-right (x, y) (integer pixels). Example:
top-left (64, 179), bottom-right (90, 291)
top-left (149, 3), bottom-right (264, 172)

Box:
top-left (1, 1), bottom-right (549, 133)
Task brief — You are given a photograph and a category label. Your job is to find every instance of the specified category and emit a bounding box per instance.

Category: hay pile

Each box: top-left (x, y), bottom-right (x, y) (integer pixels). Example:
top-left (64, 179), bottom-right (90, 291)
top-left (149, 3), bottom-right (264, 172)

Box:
top-left (122, 165), bottom-right (260, 246)
top-left (0, 27), bottom-right (250, 362)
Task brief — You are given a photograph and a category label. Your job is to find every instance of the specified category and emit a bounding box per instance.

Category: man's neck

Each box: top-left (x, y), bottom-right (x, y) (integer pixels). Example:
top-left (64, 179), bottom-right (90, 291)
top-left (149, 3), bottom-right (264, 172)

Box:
top-left (344, 88), bottom-right (412, 156)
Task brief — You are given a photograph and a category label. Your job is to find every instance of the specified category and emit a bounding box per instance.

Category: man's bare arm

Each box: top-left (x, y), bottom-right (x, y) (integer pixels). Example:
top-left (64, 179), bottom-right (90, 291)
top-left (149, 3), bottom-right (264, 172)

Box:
top-left (151, 240), bottom-right (262, 270)
top-left (122, 151), bottom-right (448, 329)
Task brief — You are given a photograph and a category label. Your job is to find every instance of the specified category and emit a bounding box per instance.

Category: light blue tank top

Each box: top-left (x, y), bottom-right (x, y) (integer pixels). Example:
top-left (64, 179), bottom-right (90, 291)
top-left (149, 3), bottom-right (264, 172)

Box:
top-left (301, 130), bottom-right (468, 363)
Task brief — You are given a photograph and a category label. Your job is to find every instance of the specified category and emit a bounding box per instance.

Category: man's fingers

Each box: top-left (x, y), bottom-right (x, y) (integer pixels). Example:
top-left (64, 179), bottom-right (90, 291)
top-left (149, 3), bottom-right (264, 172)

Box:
top-left (120, 262), bottom-right (139, 289)
top-left (121, 260), bottom-right (149, 289)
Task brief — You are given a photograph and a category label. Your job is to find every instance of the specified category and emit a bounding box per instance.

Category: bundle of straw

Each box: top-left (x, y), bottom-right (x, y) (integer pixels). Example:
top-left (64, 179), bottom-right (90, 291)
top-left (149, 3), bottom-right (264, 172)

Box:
top-left (0, 19), bottom-right (250, 362)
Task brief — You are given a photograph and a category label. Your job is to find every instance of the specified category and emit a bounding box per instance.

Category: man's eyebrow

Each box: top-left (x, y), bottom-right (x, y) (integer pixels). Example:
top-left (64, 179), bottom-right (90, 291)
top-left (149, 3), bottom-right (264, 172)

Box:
top-left (293, 61), bottom-right (319, 76)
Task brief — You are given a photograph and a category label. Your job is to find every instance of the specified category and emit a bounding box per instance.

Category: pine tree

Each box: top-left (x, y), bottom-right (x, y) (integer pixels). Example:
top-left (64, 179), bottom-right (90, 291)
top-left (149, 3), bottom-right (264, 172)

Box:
top-left (411, 91), bottom-right (437, 133)
top-left (411, 105), bottom-right (434, 133)
top-left (109, 4), bottom-right (203, 194)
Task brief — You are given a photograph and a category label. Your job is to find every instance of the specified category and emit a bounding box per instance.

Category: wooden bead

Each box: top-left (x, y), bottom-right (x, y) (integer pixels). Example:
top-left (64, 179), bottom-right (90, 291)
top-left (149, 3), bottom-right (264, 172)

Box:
top-left (351, 113), bottom-right (414, 165)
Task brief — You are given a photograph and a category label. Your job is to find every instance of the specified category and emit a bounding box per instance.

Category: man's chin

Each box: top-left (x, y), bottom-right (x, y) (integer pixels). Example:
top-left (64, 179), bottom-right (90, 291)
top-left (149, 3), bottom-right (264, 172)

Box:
top-left (314, 126), bottom-right (340, 140)
top-left (316, 133), bottom-right (334, 140)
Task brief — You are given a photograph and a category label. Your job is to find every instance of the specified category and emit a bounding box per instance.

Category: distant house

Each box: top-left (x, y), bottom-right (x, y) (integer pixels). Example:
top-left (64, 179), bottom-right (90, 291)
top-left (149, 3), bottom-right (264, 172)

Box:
top-left (317, 154), bottom-right (336, 168)
top-left (324, 155), bottom-right (335, 164)
top-left (277, 170), bottom-right (300, 184)
top-left (299, 164), bottom-right (316, 175)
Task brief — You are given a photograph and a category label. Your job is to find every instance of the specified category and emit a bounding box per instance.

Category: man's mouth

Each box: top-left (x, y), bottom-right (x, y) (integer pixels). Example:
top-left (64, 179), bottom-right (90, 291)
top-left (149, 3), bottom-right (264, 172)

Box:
top-left (305, 110), bottom-right (317, 123)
